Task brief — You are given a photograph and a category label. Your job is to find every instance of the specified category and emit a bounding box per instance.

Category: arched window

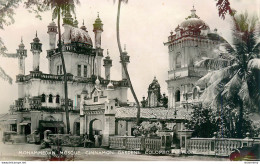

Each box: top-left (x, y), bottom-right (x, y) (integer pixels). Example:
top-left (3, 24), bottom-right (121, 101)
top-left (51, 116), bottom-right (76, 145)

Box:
top-left (56, 95), bottom-right (60, 104)
top-left (49, 94), bottom-right (53, 103)
top-left (176, 53), bottom-right (182, 68)
top-left (175, 90), bottom-right (180, 102)
top-left (193, 88), bottom-right (198, 99)
top-left (41, 94), bottom-right (46, 103)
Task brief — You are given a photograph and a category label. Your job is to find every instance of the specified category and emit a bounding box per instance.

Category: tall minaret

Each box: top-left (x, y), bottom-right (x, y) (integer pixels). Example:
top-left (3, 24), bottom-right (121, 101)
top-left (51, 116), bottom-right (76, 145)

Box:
top-left (93, 13), bottom-right (104, 77)
top-left (103, 49), bottom-right (112, 80)
top-left (47, 20), bottom-right (58, 49)
top-left (120, 45), bottom-right (130, 80)
top-left (16, 37), bottom-right (27, 75)
top-left (30, 31), bottom-right (42, 71)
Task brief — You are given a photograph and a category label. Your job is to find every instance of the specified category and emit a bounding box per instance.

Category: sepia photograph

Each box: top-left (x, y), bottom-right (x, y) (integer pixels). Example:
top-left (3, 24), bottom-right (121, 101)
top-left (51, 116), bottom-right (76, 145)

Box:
top-left (0, 0), bottom-right (260, 162)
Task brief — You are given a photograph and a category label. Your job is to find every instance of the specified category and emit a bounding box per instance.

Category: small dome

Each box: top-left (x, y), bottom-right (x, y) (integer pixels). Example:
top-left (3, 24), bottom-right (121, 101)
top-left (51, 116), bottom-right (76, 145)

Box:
top-left (49, 21), bottom-right (56, 27)
top-left (107, 81), bottom-right (114, 90)
top-left (62, 25), bottom-right (92, 45)
top-left (95, 78), bottom-right (100, 85)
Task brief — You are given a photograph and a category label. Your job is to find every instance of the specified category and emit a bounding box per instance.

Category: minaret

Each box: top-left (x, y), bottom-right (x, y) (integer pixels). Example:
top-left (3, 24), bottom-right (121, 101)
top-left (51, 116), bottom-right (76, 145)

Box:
top-left (47, 20), bottom-right (58, 49)
top-left (93, 12), bottom-right (103, 48)
top-left (63, 11), bottom-right (74, 44)
top-left (103, 49), bottom-right (112, 80)
top-left (93, 13), bottom-right (104, 77)
top-left (17, 37), bottom-right (27, 75)
top-left (120, 45), bottom-right (130, 80)
top-left (30, 31), bottom-right (42, 71)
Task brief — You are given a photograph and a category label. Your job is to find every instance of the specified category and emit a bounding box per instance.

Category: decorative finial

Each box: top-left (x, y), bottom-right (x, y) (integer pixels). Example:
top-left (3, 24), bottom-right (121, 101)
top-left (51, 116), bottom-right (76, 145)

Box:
top-left (83, 19), bottom-right (84, 25)
top-left (97, 12), bottom-right (99, 18)
top-left (21, 36), bottom-right (23, 43)
top-left (107, 49), bottom-right (109, 56)
top-left (170, 30), bottom-right (173, 35)
top-left (36, 31), bottom-right (38, 37)
top-left (124, 44), bottom-right (126, 51)
top-left (52, 18), bottom-right (54, 22)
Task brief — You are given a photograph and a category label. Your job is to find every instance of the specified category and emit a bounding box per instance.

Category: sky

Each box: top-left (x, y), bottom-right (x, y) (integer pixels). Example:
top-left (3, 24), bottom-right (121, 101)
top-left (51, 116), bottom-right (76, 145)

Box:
top-left (0, 0), bottom-right (259, 114)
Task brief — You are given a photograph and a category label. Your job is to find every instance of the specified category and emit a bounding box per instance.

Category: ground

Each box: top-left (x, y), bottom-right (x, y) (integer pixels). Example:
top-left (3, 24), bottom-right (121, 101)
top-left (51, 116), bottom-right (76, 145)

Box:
top-left (0, 142), bottom-right (229, 161)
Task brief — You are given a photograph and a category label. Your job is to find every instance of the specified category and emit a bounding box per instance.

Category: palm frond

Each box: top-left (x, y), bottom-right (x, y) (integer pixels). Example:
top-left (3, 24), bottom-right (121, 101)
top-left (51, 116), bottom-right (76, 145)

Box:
top-left (0, 66), bottom-right (12, 84)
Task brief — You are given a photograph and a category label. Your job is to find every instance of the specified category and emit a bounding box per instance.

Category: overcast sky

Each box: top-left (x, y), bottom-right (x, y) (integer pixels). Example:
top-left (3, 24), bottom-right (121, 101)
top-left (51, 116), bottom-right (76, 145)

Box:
top-left (0, 0), bottom-right (259, 113)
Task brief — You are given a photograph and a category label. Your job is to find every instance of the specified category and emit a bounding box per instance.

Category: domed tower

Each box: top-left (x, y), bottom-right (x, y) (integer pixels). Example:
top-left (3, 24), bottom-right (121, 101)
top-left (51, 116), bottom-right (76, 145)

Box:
top-left (93, 13), bottom-right (104, 77)
top-left (103, 49), bottom-right (112, 80)
top-left (120, 45), bottom-right (130, 80)
top-left (147, 77), bottom-right (161, 107)
top-left (47, 20), bottom-right (58, 50)
top-left (164, 6), bottom-right (227, 109)
top-left (30, 31), bottom-right (42, 71)
top-left (17, 37), bottom-right (27, 75)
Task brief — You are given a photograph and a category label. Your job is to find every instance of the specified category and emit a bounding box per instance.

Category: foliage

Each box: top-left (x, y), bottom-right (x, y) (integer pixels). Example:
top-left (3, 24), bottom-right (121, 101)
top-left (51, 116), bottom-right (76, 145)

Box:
top-left (133, 121), bottom-right (161, 137)
top-left (216, 0), bottom-right (234, 19)
top-left (197, 12), bottom-right (260, 138)
top-left (187, 104), bottom-right (257, 138)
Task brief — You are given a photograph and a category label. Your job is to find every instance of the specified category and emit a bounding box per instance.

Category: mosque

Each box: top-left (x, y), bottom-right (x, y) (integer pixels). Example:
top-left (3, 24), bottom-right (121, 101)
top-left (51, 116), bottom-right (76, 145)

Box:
top-left (0, 6), bottom-right (230, 144)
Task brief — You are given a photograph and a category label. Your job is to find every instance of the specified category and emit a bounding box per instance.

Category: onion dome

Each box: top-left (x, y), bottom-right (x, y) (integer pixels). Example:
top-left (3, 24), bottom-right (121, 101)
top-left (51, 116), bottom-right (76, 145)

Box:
top-left (107, 81), bottom-right (114, 90)
top-left (31, 31), bottom-right (42, 52)
top-left (93, 12), bottom-right (103, 32)
top-left (62, 26), bottom-right (93, 45)
top-left (63, 11), bottom-right (74, 26)
top-left (19, 37), bottom-right (25, 49)
top-left (33, 31), bottom-right (40, 43)
top-left (80, 20), bottom-right (87, 32)
top-left (179, 6), bottom-right (209, 30)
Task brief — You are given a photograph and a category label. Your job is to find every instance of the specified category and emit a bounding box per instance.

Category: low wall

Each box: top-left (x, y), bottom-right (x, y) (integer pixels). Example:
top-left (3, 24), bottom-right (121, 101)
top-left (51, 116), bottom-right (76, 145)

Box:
top-left (109, 136), bottom-right (161, 152)
top-left (187, 137), bottom-right (259, 156)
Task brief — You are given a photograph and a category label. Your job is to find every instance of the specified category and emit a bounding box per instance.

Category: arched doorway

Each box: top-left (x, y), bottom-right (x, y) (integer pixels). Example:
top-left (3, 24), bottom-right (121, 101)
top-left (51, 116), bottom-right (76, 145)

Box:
top-left (73, 117), bottom-right (80, 136)
top-left (89, 119), bottom-right (102, 141)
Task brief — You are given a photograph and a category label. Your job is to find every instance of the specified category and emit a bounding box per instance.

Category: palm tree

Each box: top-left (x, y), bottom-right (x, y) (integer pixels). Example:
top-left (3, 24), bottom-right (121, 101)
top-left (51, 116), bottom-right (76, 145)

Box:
top-left (44, 0), bottom-right (79, 134)
top-left (196, 12), bottom-right (260, 138)
top-left (115, 0), bottom-right (141, 125)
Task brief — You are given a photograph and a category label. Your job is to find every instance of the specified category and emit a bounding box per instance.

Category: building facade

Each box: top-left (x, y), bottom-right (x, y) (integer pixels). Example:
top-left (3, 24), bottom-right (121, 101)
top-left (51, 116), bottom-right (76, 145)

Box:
top-left (8, 12), bottom-right (130, 141)
top-left (164, 7), bottom-right (229, 110)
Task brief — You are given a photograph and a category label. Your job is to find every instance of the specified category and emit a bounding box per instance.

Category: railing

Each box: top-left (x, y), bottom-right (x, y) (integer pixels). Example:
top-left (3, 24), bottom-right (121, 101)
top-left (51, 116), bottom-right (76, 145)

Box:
top-left (109, 136), bottom-right (161, 152)
top-left (187, 137), bottom-right (258, 156)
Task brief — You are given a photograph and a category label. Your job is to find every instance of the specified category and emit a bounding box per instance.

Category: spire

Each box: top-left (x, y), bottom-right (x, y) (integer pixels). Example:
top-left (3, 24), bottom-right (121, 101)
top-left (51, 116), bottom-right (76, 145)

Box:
top-left (97, 12), bottom-right (99, 18)
top-left (73, 16), bottom-right (79, 27)
top-left (80, 19), bottom-right (87, 31)
top-left (190, 5), bottom-right (197, 18)
top-left (36, 31), bottom-right (37, 37)
top-left (124, 44), bottom-right (126, 52)
top-left (21, 37), bottom-right (23, 44)
top-left (107, 49), bottom-right (109, 56)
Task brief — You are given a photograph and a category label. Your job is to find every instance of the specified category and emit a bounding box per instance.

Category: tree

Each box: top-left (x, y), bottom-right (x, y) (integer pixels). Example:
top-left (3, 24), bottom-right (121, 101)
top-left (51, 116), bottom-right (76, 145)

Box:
top-left (43, 0), bottom-right (79, 134)
top-left (115, 0), bottom-right (141, 125)
top-left (197, 12), bottom-right (260, 138)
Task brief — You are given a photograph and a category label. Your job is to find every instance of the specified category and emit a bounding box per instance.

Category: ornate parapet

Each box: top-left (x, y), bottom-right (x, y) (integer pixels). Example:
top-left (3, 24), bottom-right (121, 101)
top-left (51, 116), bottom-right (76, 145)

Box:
top-left (16, 71), bottom-right (74, 83)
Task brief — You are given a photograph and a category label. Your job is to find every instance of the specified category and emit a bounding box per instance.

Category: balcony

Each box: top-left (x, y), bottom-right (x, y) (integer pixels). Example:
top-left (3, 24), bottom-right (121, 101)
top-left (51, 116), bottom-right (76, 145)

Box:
top-left (168, 66), bottom-right (208, 80)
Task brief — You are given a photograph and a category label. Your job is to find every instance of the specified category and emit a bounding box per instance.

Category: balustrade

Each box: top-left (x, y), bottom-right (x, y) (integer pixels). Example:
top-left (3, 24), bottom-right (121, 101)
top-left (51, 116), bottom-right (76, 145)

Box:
top-left (187, 137), bottom-right (256, 156)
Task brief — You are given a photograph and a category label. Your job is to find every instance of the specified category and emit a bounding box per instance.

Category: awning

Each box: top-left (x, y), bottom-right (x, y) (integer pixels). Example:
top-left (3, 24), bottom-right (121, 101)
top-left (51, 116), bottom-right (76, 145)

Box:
top-left (40, 122), bottom-right (65, 128)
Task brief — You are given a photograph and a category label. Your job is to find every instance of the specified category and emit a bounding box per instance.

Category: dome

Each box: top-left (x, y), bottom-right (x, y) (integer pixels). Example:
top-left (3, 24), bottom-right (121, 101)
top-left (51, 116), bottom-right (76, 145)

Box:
top-left (179, 6), bottom-right (209, 30)
top-left (48, 21), bottom-right (56, 27)
top-left (107, 81), bottom-right (114, 90)
top-left (62, 25), bottom-right (92, 46)
top-left (180, 18), bottom-right (209, 30)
